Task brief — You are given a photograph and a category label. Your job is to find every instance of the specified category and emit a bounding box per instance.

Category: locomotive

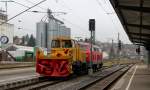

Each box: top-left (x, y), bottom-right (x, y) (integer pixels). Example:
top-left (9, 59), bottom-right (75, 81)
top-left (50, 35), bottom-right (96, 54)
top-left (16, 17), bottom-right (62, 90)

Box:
top-left (36, 38), bottom-right (103, 77)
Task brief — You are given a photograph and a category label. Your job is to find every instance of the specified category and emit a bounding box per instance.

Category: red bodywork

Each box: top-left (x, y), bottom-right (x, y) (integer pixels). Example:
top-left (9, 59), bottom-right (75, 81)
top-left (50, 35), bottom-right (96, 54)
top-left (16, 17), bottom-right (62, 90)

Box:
top-left (79, 43), bottom-right (103, 64)
top-left (36, 59), bottom-right (70, 77)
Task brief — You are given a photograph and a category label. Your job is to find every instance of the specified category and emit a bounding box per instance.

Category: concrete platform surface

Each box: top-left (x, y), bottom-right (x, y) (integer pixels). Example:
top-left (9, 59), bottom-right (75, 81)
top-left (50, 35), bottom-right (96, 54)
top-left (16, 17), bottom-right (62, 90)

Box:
top-left (0, 62), bottom-right (35, 69)
top-left (111, 64), bottom-right (150, 90)
top-left (0, 67), bottom-right (37, 84)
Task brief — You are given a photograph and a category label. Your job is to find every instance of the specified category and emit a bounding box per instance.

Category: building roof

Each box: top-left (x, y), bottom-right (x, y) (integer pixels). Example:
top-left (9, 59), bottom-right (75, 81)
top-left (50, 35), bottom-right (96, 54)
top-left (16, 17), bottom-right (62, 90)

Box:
top-left (110, 0), bottom-right (150, 49)
top-left (14, 45), bottom-right (34, 52)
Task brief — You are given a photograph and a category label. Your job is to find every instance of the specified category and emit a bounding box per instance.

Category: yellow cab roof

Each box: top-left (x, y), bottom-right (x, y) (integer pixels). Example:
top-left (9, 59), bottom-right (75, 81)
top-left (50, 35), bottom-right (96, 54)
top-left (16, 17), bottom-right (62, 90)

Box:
top-left (53, 37), bottom-right (73, 40)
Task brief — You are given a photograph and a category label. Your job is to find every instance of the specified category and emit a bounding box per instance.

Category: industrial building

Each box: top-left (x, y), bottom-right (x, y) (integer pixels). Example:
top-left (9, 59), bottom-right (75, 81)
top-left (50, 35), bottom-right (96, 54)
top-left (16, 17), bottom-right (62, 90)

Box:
top-left (0, 11), bottom-right (14, 46)
top-left (36, 20), bottom-right (71, 50)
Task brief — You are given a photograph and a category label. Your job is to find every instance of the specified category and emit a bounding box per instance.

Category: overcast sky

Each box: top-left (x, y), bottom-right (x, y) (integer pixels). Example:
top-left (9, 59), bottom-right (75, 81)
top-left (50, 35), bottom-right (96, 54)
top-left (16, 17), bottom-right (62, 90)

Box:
top-left (0, 0), bottom-right (131, 44)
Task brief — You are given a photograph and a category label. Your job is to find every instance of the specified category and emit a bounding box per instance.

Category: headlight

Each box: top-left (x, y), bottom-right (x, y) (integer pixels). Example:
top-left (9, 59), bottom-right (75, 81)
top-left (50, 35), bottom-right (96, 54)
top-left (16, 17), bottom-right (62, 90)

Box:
top-left (38, 47), bottom-right (48, 56)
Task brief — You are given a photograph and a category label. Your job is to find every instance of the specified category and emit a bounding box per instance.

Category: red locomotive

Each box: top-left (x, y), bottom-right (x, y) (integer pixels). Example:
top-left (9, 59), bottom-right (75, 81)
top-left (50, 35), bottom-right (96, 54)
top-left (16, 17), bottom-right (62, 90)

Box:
top-left (78, 42), bottom-right (103, 72)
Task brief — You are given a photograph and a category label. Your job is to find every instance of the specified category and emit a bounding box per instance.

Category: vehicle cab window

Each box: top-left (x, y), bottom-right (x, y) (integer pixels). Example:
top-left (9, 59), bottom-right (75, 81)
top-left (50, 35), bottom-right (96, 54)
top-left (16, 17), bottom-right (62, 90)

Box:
top-left (51, 40), bottom-right (60, 48)
top-left (62, 40), bottom-right (72, 48)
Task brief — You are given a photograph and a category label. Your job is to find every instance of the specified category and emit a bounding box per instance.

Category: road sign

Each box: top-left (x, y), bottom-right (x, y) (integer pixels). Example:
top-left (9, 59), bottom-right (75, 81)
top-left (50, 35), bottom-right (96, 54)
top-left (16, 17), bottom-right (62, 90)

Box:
top-left (0, 36), bottom-right (9, 44)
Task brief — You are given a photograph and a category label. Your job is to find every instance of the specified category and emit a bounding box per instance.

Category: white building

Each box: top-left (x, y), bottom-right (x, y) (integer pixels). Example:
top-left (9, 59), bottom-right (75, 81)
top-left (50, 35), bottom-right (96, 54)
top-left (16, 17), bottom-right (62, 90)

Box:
top-left (0, 12), bottom-right (14, 46)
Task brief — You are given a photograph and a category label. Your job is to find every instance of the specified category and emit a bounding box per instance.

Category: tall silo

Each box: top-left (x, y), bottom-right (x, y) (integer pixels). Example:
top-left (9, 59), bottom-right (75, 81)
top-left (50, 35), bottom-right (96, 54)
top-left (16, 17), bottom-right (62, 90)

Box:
top-left (57, 23), bottom-right (61, 37)
top-left (59, 25), bottom-right (66, 37)
top-left (55, 22), bottom-right (60, 38)
top-left (66, 27), bottom-right (71, 38)
top-left (59, 25), bottom-right (71, 38)
top-left (36, 22), bottom-right (47, 48)
top-left (47, 20), bottom-right (58, 50)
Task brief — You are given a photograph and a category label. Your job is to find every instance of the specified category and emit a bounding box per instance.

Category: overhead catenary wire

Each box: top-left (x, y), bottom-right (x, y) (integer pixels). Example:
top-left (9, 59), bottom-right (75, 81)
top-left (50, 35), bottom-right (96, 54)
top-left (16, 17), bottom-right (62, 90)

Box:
top-left (0, 0), bottom-right (47, 25)
top-left (52, 0), bottom-right (72, 10)
top-left (58, 0), bottom-right (116, 32)
top-left (58, 17), bottom-right (87, 31)
top-left (105, 0), bottom-right (123, 38)
top-left (95, 0), bottom-right (122, 42)
top-left (95, 0), bottom-right (108, 14)
top-left (59, 0), bottom-right (72, 10)
top-left (13, 1), bottom-right (30, 8)
top-left (24, 0), bottom-right (67, 17)
top-left (56, 0), bottom-right (95, 39)
top-left (55, 0), bottom-right (88, 28)
top-left (24, 0), bottom-right (86, 29)
top-left (55, 0), bottom-right (89, 38)
top-left (25, 0), bottom-right (46, 10)
top-left (95, 0), bottom-right (119, 30)
top-left (105, 0), bottom-right (125, 43)
top-left (11, 0), bottom-right (67, 24)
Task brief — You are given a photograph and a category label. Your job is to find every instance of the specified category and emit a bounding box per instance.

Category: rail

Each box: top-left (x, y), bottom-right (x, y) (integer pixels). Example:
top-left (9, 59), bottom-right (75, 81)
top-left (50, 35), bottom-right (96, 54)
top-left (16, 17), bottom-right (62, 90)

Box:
top-left (0, 64), bottom-right (132, 90)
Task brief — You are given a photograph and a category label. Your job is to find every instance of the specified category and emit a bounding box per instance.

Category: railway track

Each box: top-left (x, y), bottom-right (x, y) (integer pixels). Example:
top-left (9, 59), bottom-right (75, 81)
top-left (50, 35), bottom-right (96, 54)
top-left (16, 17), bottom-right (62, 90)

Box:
top-left (83, 65), bottom-right (132, 90)
top-left (0, 65), bottom-right (132, 90)
top-left (26, 65), bottom-right (131, 90)
top-left (58, 65), bottom-right (132, 90)
top-left (0, 76), bottom-right (44, 90)
top-left (5, 75), bottom-right (71, 90)
top-left (12, 80), bottom-right (62, 90)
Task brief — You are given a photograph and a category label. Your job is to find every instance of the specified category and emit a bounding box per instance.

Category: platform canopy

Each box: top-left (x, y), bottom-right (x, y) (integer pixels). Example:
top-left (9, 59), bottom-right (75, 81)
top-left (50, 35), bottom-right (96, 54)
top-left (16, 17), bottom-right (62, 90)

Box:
top-left (110, 0), bottom-right (150, 48)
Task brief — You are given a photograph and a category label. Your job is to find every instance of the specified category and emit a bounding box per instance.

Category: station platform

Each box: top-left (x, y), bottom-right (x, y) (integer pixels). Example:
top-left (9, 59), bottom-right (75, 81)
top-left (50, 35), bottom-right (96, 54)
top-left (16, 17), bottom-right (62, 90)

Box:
top-left (0, 67), bottom-right (36, 84)
top-left (0, 61), bottom-right (35, 69)
top-left (111, 64), bottom-right (150, 90)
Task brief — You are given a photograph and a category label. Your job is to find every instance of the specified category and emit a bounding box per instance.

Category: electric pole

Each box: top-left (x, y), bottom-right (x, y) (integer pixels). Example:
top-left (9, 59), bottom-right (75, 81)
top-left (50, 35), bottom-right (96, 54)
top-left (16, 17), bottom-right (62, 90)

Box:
top-left (117, 33), bottom-right (121, 64)
top-left (110, 39), bottom-right (115, 59)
